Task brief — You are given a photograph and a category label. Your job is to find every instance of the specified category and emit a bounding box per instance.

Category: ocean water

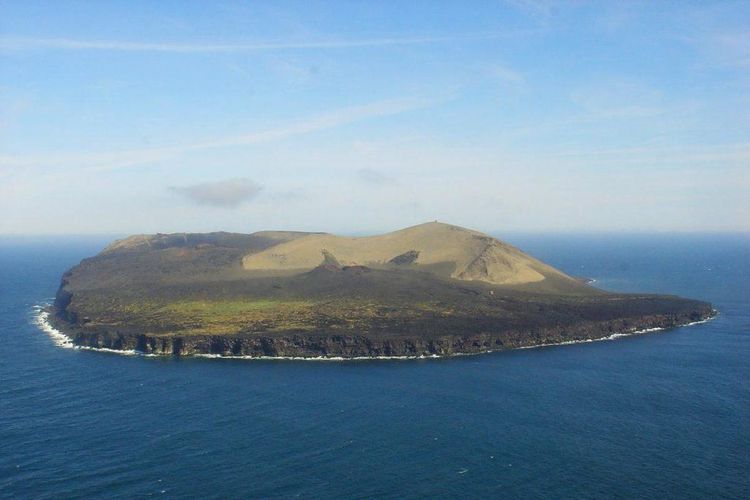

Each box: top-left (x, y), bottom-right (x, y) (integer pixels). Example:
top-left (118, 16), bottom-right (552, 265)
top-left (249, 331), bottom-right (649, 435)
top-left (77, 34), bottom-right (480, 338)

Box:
top-left (0, 234), bottom-right (748, 499)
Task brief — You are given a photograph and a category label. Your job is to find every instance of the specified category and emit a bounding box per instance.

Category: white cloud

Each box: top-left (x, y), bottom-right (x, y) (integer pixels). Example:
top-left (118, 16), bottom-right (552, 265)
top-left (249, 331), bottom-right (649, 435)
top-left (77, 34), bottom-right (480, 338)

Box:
top-left (170, 178), bottom-right (262, 208)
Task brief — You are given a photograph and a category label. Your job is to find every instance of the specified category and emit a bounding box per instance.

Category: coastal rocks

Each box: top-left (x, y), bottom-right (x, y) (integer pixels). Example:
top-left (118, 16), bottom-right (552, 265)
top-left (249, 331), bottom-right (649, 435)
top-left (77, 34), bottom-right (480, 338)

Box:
top-left (49, 305), bottom-right (715, 359)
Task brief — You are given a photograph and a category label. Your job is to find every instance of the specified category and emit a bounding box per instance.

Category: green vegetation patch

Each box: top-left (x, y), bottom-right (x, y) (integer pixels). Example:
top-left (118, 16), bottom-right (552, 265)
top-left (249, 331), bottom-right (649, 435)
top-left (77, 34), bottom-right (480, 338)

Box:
top-left (160, 299), bottom-right (312, 316)
top-left (150, 299), bottom-right (318, 334)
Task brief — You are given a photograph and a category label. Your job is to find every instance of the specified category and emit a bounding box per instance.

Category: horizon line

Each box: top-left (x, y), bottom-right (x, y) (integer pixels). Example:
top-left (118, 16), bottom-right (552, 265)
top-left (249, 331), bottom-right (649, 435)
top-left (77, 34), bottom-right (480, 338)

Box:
top-left (1, 229), bottom-right (748, 238)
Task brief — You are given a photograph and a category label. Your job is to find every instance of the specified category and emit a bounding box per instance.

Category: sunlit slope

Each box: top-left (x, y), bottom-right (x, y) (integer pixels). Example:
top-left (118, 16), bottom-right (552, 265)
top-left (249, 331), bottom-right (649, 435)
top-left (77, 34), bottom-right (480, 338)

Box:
top-left (242, 221), bottom-right (583, 288)
top-left (66, 230), bottom-right (319, 289)
top-left (103, 230), bottom-right (315, 254)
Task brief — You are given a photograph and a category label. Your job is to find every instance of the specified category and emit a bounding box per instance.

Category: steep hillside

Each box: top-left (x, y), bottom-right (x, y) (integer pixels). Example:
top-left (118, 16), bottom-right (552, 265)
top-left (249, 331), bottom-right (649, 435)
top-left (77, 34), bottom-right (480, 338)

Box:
top-left (242, 222), bottom-right (584, 289)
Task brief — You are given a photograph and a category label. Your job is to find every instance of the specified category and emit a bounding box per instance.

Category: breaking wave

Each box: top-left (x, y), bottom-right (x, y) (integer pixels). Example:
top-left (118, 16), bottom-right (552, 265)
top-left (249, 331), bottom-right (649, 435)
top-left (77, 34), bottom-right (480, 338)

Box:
top-left (32, 305), bottom-right (140, 356)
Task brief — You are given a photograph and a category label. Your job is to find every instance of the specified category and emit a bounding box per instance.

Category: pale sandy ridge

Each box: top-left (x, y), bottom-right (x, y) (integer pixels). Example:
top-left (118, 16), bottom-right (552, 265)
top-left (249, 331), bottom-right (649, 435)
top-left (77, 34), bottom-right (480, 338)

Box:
top-left (242, 221), bottom-right (577, 286)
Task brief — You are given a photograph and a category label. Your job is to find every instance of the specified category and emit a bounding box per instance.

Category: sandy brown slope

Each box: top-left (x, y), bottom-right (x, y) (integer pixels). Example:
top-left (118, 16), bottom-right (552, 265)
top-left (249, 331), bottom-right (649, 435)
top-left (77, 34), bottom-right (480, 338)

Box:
top-left (242, 221), bottom-right (580, 287)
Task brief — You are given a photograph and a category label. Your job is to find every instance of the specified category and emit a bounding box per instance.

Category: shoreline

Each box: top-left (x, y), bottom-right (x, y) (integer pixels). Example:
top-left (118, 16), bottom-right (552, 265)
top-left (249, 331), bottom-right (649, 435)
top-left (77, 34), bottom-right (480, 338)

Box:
top-left (33, 304), bottom-right (718, 361)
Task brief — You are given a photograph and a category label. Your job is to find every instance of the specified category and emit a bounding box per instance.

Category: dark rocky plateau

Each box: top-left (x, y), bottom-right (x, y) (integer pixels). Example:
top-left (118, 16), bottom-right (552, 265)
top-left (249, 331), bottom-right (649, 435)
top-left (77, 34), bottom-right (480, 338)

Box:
top-left (50, 223), bottom-right (715, 358)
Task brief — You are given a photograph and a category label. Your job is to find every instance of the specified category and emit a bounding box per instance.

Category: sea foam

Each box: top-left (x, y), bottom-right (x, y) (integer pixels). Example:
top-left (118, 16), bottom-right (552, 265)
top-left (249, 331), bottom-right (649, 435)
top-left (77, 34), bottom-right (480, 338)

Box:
top-left (33, 305), bottom-right (140, 356)
top-left (33, 305), bottom-right (75, 349)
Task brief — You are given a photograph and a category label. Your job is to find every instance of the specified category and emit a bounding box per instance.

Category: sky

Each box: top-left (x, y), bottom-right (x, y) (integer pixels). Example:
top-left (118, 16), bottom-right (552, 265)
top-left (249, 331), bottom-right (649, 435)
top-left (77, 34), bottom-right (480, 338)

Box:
top-left (0, 0), bottom-right (748, 235)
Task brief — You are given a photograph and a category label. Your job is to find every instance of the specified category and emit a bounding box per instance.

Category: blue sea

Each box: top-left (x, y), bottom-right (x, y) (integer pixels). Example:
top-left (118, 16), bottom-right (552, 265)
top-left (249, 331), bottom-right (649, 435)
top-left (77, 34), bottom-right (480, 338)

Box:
top-left (1, 234), bottom-right (748, 499)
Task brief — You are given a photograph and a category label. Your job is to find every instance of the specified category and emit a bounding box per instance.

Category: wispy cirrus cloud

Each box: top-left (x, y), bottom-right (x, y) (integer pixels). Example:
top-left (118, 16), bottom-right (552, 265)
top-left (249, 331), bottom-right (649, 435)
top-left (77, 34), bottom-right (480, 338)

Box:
top-left (503, 0), bottom-right (558, 24)
top-left (356, 168), bottom-right (396, 185)
top-left (696, 31), bottom-right (750, 70)
top-left (0, 95), bottom-right (444, 173)
top-left (486, 63), bottom-right (525, 88)
top-left (554, 142), bottom-right (750, 166)
top-left (0, 31), bottom-right (525, 53)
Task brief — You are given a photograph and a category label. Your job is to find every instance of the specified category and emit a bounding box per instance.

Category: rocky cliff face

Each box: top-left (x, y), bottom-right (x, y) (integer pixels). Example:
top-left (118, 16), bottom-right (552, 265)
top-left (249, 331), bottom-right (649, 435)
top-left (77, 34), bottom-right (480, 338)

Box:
top-left (49, 305), bottom-right (714, 358)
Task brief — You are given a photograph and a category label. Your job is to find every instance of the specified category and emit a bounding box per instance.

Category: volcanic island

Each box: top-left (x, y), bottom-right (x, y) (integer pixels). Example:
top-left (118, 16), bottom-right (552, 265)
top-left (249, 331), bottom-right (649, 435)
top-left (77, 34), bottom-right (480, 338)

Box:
top-left (49, 222), bottom-right (715, 358)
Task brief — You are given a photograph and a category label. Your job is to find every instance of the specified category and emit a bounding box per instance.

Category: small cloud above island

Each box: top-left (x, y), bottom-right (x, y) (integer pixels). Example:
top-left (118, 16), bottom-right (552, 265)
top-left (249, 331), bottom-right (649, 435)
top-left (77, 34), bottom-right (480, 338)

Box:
top-left (170, 178), bottom-right (262, 208)
top-left (356, 168), bottom-right (395, 185)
